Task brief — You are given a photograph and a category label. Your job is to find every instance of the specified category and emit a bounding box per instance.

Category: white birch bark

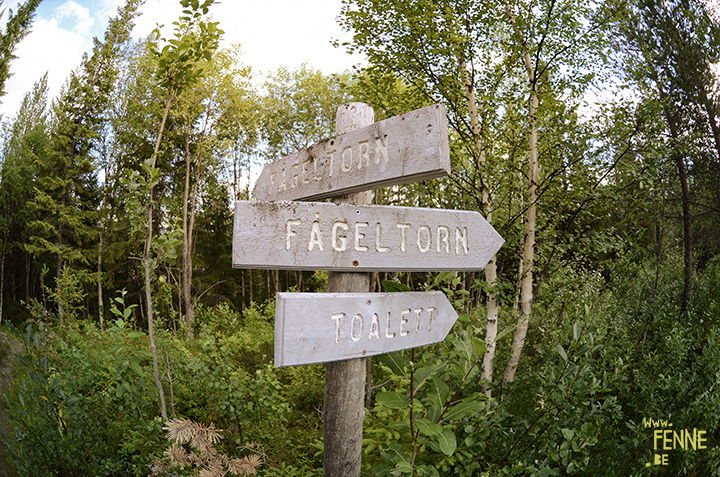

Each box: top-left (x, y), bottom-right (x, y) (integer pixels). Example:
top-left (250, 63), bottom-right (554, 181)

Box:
top-left (502, 1), bottom-right (539, 387)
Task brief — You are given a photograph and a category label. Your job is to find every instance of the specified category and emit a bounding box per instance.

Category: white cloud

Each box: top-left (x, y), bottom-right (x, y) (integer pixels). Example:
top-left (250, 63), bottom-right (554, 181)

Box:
top-left (54, 1), bottom-right (95, 35)
top-left (2, 14), bottom-right (90, 117)
top-left (1, 0), bottom-right (364, 117)
top-left (134, 0), bottom-right (362, 77)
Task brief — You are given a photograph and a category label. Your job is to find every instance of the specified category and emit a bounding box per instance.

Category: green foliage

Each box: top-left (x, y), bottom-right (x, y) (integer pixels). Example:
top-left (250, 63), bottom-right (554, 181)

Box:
top-left (148, 0), bottom-right (224, 95)
top-left (3, 321), bottom-right (166, 476)
top-left (0, 0), bottom-right (42, 100)
top-left (24, 0), bottom-right (143, 280)
top-left (50, 266), bottom-right (87, 322)
top-left (260, 64), bottom-right (353, 161)
top-left (363, 330), bottom-right (490, 476)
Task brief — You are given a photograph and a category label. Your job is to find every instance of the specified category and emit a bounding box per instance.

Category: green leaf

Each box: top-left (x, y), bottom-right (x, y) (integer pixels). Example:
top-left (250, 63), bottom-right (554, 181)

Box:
top-left (472, 336), bottom-right (487, 356)
top-left (491, 323), bottom-right (517, 344)
top-left (413, 363), bottom-right (446, 395)
top-left (427, 376), bottom-right (450, 407)
top-left (381, 280), bottom-right (412, 292)
top-left (376, 391), bottom-right (409, 409)
top-left (442, 398), bottom-right (485, 421)
top-left (393, 460), bottom-right (413, 474)
top-left (130, 363), bottom-right (144, 378)
top-left (561, 428), bottom-right (575, 441)
top-left (415, 418), bottom-right (442, 436)
top-left (556, 344), bottom-right (568, 362)
top-left (437, 428), bottom-right (456, 456)
top-left (573, 322), bottom-right (581, 341)
top-left (388, 420), bottom-right (410, 431)
top-left (377, 352), bottom-right (410, 377)
top-left (452, 330), bottom-right (475, 366)
top-left (426, 271), bottom-right (457, 291)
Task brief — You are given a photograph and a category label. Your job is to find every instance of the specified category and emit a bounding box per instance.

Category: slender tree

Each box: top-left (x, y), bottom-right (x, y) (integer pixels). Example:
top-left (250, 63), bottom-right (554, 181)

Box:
top-left (0, 74), bottom-right (48, 324)
top-left (0, 0), bottom-right (43, 103)
top-left (135, 0), bottom-right (222, 420)
top-left (25, 0), bottom-right (143, 318)
top-left (614, 0), bottom-right (720, 318)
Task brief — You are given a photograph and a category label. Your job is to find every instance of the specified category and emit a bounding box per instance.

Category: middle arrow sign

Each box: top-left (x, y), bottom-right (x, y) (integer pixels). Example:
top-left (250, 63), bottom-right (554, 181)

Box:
top-left (233, 200), bottom-right (504, 272)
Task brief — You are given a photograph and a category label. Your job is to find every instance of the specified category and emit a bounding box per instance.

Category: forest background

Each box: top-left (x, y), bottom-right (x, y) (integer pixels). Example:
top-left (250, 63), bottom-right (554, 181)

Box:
top-left (0, 0), bottom-right (720, 475)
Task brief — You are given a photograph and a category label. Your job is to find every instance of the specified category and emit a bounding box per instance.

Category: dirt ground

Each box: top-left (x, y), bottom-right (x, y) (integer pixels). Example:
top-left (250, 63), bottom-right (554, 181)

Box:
top-left (0, 332), bottom-right (22, 477)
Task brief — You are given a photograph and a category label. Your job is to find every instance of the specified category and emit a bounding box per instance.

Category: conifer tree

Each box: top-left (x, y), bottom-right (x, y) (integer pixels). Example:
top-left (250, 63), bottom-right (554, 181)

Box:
top-left (0, 0), bottom-right (43, 103)
top-left (24, 0), bottom-right (143, 316)
top-left (0, 74), bottom-right (48, 324)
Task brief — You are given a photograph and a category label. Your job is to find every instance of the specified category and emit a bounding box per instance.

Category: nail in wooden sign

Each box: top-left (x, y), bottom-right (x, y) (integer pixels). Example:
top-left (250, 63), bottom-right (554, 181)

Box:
top-left (252, 104), bottom-right (451, 202)
top-left (274, 291), bottom-right (458, 367)
top-left (232, 200), bottom-right (504, 272)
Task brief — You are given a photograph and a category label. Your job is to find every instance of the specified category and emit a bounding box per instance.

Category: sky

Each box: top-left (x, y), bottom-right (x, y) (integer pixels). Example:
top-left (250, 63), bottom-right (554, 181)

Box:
top-left (1, 0), bottom-right (364, 117)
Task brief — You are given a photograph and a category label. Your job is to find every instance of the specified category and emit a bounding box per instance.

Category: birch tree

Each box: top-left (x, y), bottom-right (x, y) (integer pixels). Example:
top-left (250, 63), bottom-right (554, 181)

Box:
top-left (338, 0), bottom-right (614, 391)
top-left (175, 46), bottom-right (251, 334)
top-left (130, 0), bottom-right (222, 420)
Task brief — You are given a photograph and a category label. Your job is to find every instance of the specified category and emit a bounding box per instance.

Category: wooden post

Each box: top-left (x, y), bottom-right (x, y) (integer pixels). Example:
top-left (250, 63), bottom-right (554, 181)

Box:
top-left (323, 102), bottom-right (374, 477)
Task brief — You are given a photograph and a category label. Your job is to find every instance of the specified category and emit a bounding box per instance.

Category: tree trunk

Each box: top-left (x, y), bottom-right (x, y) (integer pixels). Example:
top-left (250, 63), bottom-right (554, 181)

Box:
top-left (0, 246), bottom-right (5, 326)
top-left (98, 230), bottom-right (104, 331)
top-left (658, 86), bottom-right (693, 320)
top-left (323, 102), bottom-right (374, 477)
top-left (665, 125), bottom-right (692, 318)
top-left (502, 7), bottom-right (539, 385)
top-left (241, 270), bottom-right (245, 310)
top-left (249, 269), bottom-right (253, 303)
top-left (458, 56), bottom-right (499, 396)
top-left (182, 134), bottom-right (195, 336)
top-left (144, 94), bottom-right (173, 422)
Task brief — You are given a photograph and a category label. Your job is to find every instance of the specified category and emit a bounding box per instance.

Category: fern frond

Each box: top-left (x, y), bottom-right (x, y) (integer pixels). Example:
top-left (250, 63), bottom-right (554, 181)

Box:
top-left (199, 463), bottom-right (226, 477)
top-left (158, 418), bottom-right (262, 476)
top-left (227, 455), bottom-right (261, 475)
top-left (164, 417), bottom-right (224, 451)
top-left (164, 443), bottom-right (190, 466)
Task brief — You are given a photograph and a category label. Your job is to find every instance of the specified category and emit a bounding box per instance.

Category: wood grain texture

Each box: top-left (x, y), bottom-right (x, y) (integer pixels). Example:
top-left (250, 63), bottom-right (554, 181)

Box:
top-left (252, 104), bottom-right (451, 201)
top-left (232, 200), bottom-right (504, 272)
top-left (274, 292), bottom-right (458, 367)
top-left (323, 102), bottom-right (374, 477)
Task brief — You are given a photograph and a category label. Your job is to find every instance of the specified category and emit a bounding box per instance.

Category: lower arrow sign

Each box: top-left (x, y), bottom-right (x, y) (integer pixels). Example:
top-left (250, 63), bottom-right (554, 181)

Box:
top-left (274, 291), bottom-right (459, 367)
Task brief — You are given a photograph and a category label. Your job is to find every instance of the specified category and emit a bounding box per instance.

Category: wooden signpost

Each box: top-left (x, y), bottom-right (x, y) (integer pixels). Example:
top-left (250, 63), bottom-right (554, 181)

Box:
top-left (274, 291), bottom-right (458, 367)
top-left (252, 104), bottom-right (450, 202)
top-left (232, 201), bottom-right (504, 272)
top-left (232, 102), bottom-right (504, 477)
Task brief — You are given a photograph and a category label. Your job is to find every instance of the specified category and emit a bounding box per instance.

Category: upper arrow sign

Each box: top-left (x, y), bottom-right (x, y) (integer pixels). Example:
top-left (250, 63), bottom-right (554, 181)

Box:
top-left (274, 291), bottom-right (458, 367)
top-left (252, 104), bottom-right (451, 201)
top-left (232, 200), bottom-right (504, 272)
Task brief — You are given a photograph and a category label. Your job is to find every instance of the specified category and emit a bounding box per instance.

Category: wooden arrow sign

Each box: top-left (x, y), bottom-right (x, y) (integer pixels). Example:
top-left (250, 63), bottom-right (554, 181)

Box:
top-left (274, 291), bottom-right (458, 367)
top-left (252, 104), bottom-right (451, 202)
top-left (232, 200), bottom-right (504, 272)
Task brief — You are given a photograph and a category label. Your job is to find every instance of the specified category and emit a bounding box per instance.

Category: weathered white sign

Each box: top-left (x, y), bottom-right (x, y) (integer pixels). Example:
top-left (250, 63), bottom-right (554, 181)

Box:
top-left (274, 291), bottom-right (458, 367)
top-left (252, 104), bottom-right (451, 202)
top-left (232, 200), bottom-right (504, 272)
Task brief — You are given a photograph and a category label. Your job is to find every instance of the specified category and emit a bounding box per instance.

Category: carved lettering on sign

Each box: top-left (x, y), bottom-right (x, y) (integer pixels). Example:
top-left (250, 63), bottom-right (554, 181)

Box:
top-left (271, 137), bottom-right (390, 193)
top-left (253, 104), bottom-right (451, 202)
top-left (328, 306), bottom-right (440, 343)
top-left (234, 201), bottom-right (504, 272)
top-left (283, 217), bottom-right (470, 255)
top-left (274, 292), bottom-right (458, 367)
